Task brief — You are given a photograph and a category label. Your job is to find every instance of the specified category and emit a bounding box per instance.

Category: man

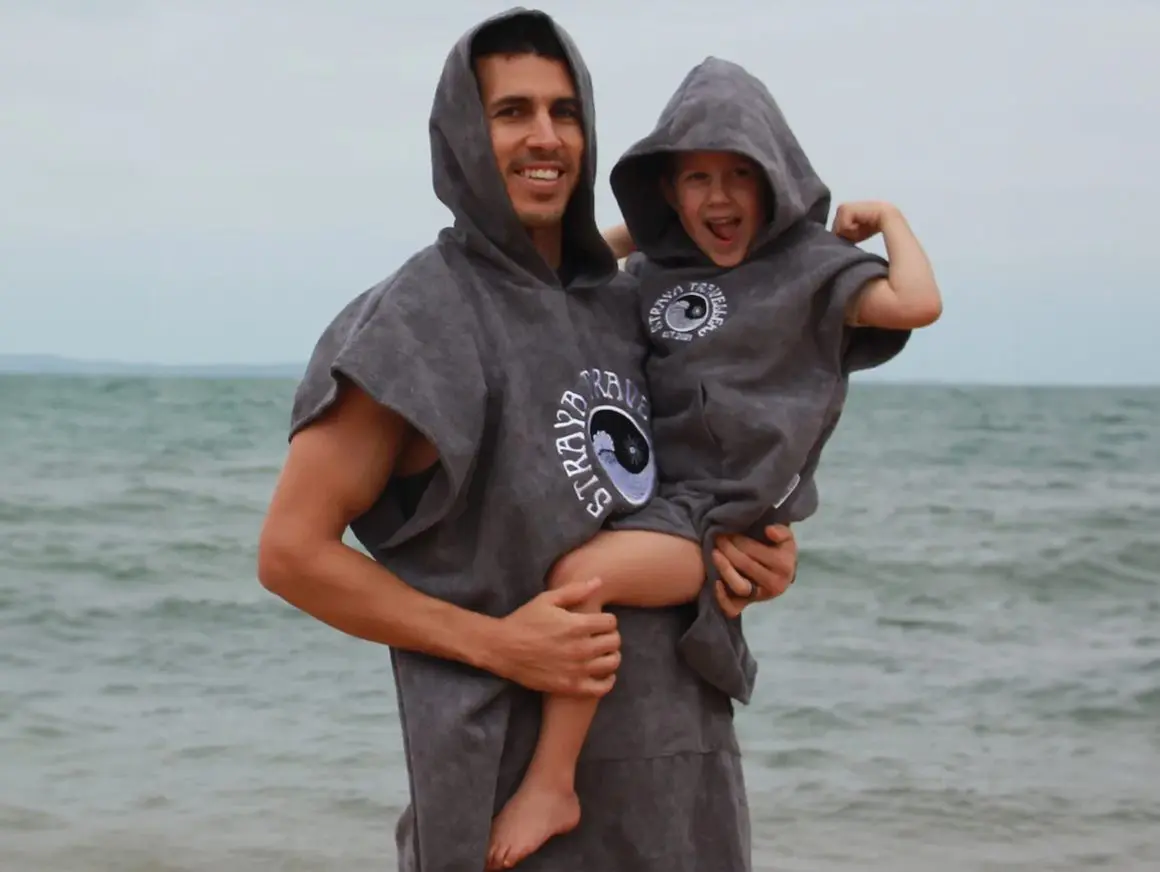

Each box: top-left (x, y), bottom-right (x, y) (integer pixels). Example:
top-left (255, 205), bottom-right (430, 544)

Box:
top-left (257, 8), bottom-right (797, 870)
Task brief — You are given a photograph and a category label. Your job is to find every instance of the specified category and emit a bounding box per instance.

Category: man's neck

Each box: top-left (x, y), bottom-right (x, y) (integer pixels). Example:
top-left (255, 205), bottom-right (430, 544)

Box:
top-left (528, 225), bottom-right (563, 272)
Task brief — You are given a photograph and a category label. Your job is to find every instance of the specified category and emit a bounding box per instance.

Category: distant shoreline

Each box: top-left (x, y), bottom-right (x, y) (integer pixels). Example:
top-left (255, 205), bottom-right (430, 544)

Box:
top-left (0, 355), bottom-right (303, 379)
top-left (1, 355), bottom-right (1156, 389)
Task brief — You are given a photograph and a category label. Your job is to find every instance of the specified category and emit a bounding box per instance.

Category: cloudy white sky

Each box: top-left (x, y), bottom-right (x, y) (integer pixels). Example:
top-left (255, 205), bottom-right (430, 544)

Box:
top-left (2, 0), bottom-right (1156, 384)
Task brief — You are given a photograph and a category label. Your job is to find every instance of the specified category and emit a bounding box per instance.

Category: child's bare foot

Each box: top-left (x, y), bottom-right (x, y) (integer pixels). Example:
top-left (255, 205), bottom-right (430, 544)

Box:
top-left (486, 783), bottom-right (581, 870)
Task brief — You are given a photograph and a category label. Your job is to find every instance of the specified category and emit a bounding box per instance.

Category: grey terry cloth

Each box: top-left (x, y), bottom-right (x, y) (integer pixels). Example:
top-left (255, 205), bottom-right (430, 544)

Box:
top-left (608, 56), bottom-right (912, 705)
top-left (287, 13), bottom-right (751, 872)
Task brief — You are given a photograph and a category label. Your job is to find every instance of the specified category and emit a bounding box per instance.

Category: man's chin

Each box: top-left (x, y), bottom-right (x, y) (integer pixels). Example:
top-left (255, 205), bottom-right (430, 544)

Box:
top-left (515, 206), bottom-right (567, 229)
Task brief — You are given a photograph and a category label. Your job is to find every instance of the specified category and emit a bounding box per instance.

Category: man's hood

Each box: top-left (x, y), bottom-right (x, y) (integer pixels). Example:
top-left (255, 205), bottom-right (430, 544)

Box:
top-left (429, 7), bottom-right (617, 287)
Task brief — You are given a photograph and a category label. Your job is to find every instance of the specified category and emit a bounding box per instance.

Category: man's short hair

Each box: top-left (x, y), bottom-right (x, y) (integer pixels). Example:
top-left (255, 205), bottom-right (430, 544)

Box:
top-left (470, 13), bottom-right (568, 65)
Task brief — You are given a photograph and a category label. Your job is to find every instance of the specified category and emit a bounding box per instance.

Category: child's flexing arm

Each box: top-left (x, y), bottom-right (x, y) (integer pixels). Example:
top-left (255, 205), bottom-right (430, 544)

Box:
top-left (835, 202), bottom-right (943, 330)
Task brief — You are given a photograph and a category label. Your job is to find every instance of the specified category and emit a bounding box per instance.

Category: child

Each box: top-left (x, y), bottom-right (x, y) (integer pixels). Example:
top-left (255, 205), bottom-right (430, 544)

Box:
top-left (486, 57), bottom-right (941, 869)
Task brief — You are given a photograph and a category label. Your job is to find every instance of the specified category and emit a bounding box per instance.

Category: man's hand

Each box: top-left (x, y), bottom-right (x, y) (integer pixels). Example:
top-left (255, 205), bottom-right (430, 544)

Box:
top-left (832, 201), bottom-right (902, 245)
top-left (486, 578), bottom-right (622, 697)
top-left (710, 525), bottom-right (798, 619)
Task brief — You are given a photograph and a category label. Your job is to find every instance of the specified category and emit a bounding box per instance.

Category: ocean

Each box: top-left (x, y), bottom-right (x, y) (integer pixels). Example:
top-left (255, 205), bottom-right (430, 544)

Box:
top-left (2, 375), bottom-right (1158, 871)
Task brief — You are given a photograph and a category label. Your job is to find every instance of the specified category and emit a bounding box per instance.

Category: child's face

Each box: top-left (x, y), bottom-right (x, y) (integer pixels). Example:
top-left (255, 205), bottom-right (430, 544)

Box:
top-left (666, 151), bottom-right (766, 267)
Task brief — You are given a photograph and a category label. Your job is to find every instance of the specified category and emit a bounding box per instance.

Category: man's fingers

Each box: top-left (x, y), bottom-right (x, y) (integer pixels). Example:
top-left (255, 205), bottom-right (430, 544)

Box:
top-left (763, 524), bottom-right (794, 546)
top-left (727, 531), bottom-right (791, 569)
top-left (583, 629), bottom-right (621, 660)
top-left (578, 611), bottom-right (618, 636)
top-left (547, 576), bottom-right (604, 608)
top-left (716, 536), bottom-right (769, 589)
top-left (575, 674), bottom-right (616, 698)
top-left (714, 580), bottom-right (743, 619)
top-left (723, 531), bottom-right (795, 596)
top-left (712, 548), bottom-right (755, 598)
top-left (587, 651), bottom-right (621, 679)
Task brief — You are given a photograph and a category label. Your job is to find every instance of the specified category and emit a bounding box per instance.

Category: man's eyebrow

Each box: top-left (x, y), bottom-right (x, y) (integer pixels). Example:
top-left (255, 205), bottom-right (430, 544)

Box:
top-left (487, 94), bottom-right (531, 111)
top-left (553, 96), bottom-right (582, 112)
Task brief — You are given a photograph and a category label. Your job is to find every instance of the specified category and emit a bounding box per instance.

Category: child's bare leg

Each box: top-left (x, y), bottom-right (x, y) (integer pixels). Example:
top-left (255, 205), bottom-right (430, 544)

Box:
top-left (486, 530), bottom-right (703, 869)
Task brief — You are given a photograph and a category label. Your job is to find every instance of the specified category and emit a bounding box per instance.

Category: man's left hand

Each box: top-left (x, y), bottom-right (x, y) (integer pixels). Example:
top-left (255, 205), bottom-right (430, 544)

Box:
top-left (710, 524), bottom-right (798, 619)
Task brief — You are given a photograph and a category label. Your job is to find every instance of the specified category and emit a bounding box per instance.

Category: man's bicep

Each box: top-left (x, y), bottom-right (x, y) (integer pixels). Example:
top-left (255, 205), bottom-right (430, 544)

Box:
top-left (267, 380), bottom-right (412, 543)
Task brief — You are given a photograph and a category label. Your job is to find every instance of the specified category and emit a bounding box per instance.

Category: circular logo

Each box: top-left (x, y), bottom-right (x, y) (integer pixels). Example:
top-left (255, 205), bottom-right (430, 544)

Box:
top-left (663, 292), bottom-right (712, 333)
top-left (587, 406), bottom-right (655, 507)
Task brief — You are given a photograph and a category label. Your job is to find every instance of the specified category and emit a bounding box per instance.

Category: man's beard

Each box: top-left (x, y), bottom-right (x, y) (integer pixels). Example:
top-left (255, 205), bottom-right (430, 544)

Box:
top-left (517, 205), bottom-right (567, 228)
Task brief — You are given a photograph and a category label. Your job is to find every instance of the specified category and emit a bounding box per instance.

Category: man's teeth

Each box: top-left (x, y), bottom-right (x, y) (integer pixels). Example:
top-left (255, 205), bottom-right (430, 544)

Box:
top-left (523, 168), bottom-right (560, 180)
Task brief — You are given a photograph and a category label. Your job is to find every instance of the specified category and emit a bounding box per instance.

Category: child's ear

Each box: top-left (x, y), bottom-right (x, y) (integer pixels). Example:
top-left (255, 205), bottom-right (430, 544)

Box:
top-left (660, 174), bottom-right (678, 210)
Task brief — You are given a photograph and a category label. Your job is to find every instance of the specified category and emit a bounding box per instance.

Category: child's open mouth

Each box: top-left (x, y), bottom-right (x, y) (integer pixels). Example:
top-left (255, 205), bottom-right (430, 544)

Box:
top-left (705, 218), bottom-right (740, 243)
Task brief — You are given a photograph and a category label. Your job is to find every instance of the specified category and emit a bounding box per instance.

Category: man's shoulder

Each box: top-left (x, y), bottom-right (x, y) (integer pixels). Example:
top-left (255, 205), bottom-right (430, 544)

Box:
top-left (328, 243), bottom-right (470, 326)
top-left (603, 266), bottom-right (645, 297)
top-left (369, 242), bottom-right (464, 306)
top-left (576, 267), bottom-right (647, 317)
top-left (305, 243), bottom-right (484, 370)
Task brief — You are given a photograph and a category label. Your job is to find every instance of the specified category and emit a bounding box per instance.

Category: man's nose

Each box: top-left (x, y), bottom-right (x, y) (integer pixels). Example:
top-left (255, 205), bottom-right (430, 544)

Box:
top-left (526, 109), bottom-right (564, 151)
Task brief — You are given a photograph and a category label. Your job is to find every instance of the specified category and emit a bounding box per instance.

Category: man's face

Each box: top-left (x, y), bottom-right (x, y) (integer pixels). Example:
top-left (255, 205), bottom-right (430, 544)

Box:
top-left (476, 52), bottom-right (584, 229)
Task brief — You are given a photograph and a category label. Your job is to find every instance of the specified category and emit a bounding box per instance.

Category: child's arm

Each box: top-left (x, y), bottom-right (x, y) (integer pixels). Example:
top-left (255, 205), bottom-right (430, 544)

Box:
top-left (602, 223), bottom-right (636, 261)
top-left (833, 202), bottom-right (942, 330)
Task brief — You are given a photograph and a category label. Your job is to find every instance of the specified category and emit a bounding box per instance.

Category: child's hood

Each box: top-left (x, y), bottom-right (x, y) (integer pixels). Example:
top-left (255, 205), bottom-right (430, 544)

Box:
top-left (610, 56), bottom-right (832, 265)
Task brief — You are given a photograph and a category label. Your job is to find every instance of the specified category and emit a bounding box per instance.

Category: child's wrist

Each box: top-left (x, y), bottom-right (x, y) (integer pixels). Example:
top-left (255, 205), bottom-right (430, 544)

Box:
top-left (879, 206), bottom-right (907, 234)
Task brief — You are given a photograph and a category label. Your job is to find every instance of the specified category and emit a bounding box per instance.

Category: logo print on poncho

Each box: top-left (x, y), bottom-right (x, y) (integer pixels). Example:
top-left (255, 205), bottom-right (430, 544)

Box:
top-left (588, 406), bottom-right (653, 506)
top-left (554, 369), bottom-right (657, 520)
top-left (649, 281), bottom-right (729, 342)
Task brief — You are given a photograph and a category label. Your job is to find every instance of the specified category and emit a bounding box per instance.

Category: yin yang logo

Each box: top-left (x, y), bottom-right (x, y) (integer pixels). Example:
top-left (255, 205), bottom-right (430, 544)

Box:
top-left (663, 291), bottom-right (711, 333)
top-left (587, 406), bottom-right (656, 507)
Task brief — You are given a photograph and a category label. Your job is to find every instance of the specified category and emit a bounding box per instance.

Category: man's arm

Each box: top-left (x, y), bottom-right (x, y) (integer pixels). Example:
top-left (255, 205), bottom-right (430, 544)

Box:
top-left (833, 202), bottom-right (943, 330)
top-left (257, 381), bottom-right (622, 697)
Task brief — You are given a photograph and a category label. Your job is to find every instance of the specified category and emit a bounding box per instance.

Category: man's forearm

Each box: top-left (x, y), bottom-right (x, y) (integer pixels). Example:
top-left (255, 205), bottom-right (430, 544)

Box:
top-left (259, 538), bottom-right (501, 671)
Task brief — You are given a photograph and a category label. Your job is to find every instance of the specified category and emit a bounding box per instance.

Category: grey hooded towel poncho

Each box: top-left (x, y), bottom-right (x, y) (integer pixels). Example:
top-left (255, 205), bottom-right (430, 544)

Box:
top-left (608, 57), bottom-right (912, 705)
top-left (287, 14), bottom-right (753, 872)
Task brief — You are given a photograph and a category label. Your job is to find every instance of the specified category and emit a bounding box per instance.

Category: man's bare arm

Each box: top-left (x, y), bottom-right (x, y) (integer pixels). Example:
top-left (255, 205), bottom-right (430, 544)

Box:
top-left (257, 381), bottom-right (622, 696)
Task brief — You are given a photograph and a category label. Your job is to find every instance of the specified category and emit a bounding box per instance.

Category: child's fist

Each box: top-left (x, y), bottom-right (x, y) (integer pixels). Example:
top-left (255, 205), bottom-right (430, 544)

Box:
top-left (832, 201), bottom-right (901, 244)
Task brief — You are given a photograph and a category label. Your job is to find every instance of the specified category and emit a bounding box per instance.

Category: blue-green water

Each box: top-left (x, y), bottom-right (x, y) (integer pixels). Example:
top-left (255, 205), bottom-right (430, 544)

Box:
top-left (2, 376), bottom-right (1158, 871)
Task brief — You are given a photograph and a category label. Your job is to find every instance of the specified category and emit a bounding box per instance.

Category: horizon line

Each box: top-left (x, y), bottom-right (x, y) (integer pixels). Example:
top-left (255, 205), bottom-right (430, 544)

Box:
top-left (0, 354), bottom-right (1156, 390)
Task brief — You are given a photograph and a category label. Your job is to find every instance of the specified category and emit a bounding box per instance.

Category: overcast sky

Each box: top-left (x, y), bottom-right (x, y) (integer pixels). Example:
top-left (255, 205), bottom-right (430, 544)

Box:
top-left (2, 0), bottom-right (1156, 384)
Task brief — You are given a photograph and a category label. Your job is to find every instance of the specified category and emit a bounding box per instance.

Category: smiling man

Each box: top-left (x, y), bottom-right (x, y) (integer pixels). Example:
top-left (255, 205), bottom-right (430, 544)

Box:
top-left (258, 8), bottom-right (798, 871)
top-left (475, 39), bottom-right (583, 267)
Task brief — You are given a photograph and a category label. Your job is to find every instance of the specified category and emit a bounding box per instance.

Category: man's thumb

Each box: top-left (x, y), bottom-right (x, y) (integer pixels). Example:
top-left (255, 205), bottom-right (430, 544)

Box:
top-left (547, 576), bottom-right (602, 607)
top-left (764, 524), bottom-right (793, 545)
